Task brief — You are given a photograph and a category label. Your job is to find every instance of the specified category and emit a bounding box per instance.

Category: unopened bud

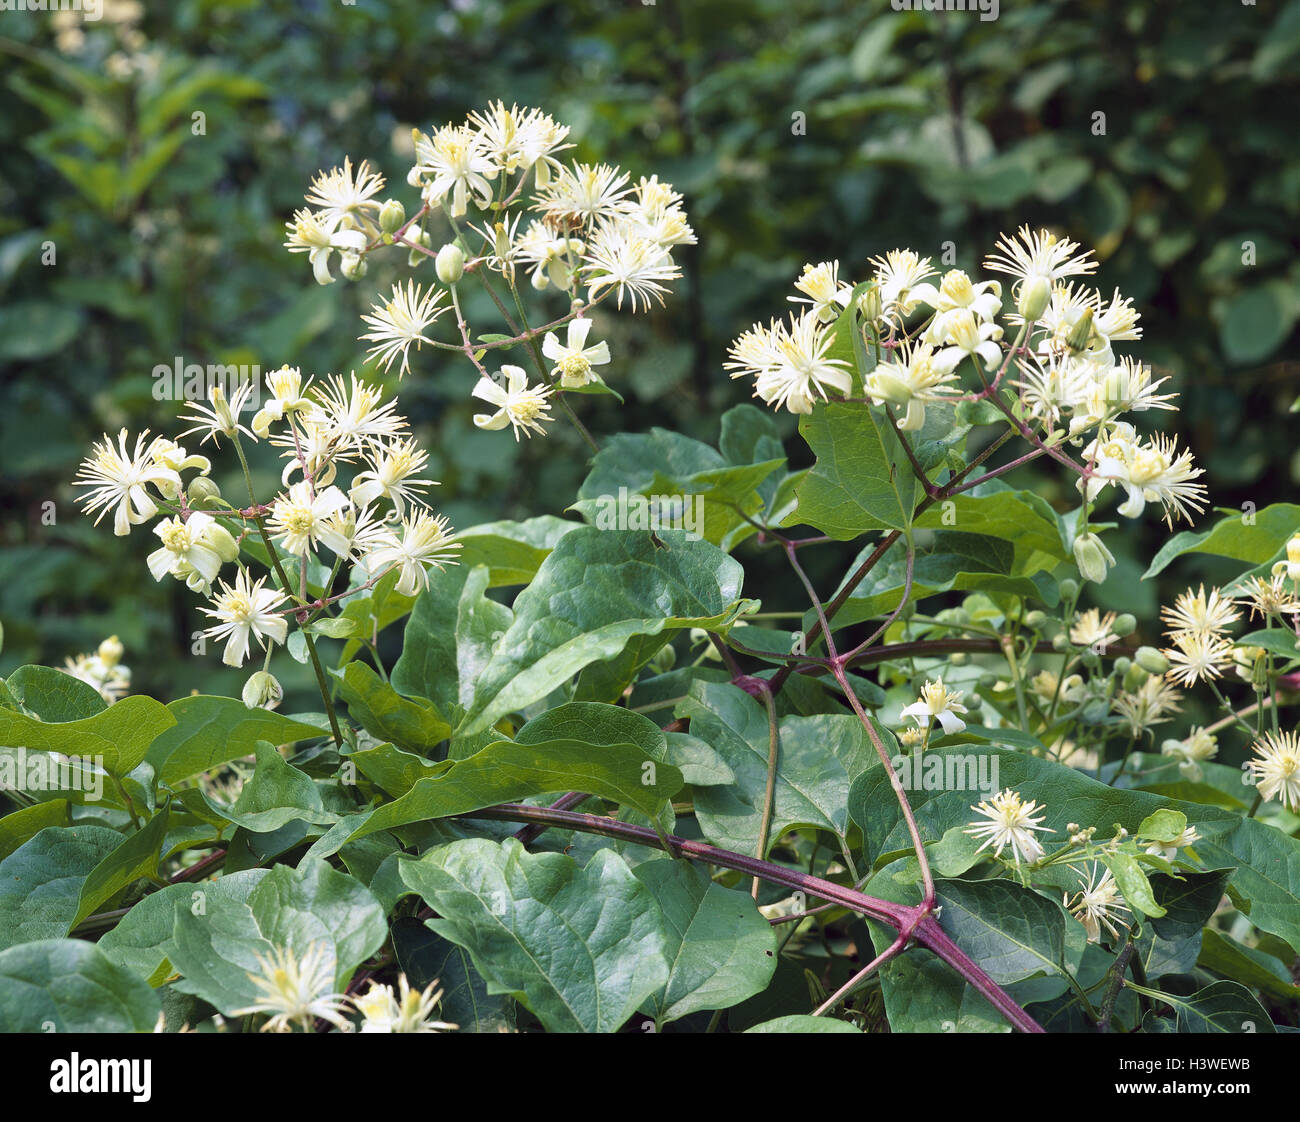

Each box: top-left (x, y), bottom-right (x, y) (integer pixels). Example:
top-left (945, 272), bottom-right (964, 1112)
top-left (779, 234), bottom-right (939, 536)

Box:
top-left (1052, 632), bottom-right (1070, 651)
top-left (97, 636), bottom-right (124, 668)
top-left (242, 671), bottom-right (283, 711)
top-left (1112, 613), bottom-right (1137, 637)
top-left (949, 651), bottom-right (968, 666)
top-left (1123, 663), bottom-right (1150, 692)
top-left (378, 199), bottom-right (406, 236)
top-left (204, 521), bottom-right (240, 563)
top-left (339, 251), bottom-right (367, 281)
top-left (858, 284), bottom-right (883, 323)
top-left (1022, 610), bottom-right (1046, 629)
top-left (436, 242), bottom-right (466, 285)
top-left (1066, 306), bottom-right (1095, 354)
top-left (1072, 531), bottom-right (1115, 584)
top-left (1058, 577), bottom-right (1079, 601)
top-left (1112, 656), bottom-right (1132, 677)
top-left (186, 475), bottom-right (223, 509)
top-left (1135, 646), bottom-right (1169, 675)
top-left (1017, 275), bottom-right (1051, 321)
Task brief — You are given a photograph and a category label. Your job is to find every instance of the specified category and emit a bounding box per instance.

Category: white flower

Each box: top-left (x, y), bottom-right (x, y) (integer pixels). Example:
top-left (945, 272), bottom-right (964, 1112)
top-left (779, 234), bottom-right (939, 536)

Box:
top-left (1145, 826), bottom-right (1200, 862)
top-left (252, 366), bottom-right (314, 439)
top-left (901, 678), bottom-right (969, 735)
top-left (1163, 630), bottom-right (1233, 687)
top-left (1247, 730), bottom-right (1300, 812)
top-left (537, 162), bottom-right (632, 228)
top-left (1015, 351), bottom-right (1094, 429)
top-left (283, 207), bottom-right (368, 285)
top-left (866, 340), bottom-right (962, 430)
top-left (471, 365), bottom-right (555, 439)
top-left (582, 225), bottom-right (681, 311)
top-left (541, 317), bottom-right (611, 388)
top-left (316, 503), bottom-right (389, 561)
top-left (200, 570), bottom-right (289, 668)
top-left (789, 260), bottom-right (852, 323)
top-left (366, 510), bottom-right (461, 597)
top-left (146, 438), bottom-right (211, 499)
top-left (1160, 726), bottom-right (1218, 781)
top-left (230, 943), bottom-right (352, 1034)
top-left (984, 225), bottom-right (1097, 287)
top-left (354, 975), bottom-right (459, 1034)
top-left (1089, 430), bottom-right (1207, 527)
top-left (870, 249), bottom-right (938, 318)
top-left (513, 219), bottom-right (584, 291)
top-left (146, 511), bottom-right (238, 592)
top-left (726, 311), bottom-right (851, 415)
top-left (410, 123), bottom-right (499, 218)
top-left (932, 309), bottom-right (1004, 372)
top-left (1064, 865), bottom-right (1130, 943)
top-left (469, 101), bottom-right (571, 179)
top-left (350, 437), bottom-right (436, 517)
top-left (304, 157), bottom-right (385, 225)
top-left (308, 372), bottom-right (408, 452)
top-left (268, 482), bottom-right (352, 557)
top-left (73, 429), bottom-right (180, 536)
top-left (965, 788), bottom-right (1053, 867)
top-left (1112, 676), bottom-right (1183, 737)
top-left (360, 281), bottom-right (449, 376)
top-left (178, 381), bottom-right (257, 446)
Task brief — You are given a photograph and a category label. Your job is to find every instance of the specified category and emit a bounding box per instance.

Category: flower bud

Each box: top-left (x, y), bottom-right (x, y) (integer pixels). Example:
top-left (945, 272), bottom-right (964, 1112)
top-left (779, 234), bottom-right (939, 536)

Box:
top-left (1135, 646), bottom-right (1169, 675)
top-left (378, 199), bottom-right (406, 236)
top-left (1072, 532), bottom-right (1115, 584)
top-left (186, 475), bottom-right (223, 509)
top-left (97, 636), bottom-right (124, 667)
top-left (436, 242), bottom-right (466, 285)
top-left (494, 222), bottom-right (511, 262)
top-left (1287, 534), bottom-right (1300, 581)
top-left (1066, 306), bottom-right (1095, 354)
top-left (1112, 656), bottom-right (1132, 677)
top-left (1052, 632), bottom-right (1070, 651)
top-left (407, 229), bottom-right (432, 268)
top-left (858, 284), bottom-right (883, 323)
top-left (1123, 663), bottom-right (1150, 692)
top-left (1112, 613), bottom-right (1137, 637)
top-left (204, 521), bottom-right (240, 564)
top-left (1017, 275), bottom-right (1051, 322)
top-left (242, 671), bottom-right (283, 711)
top-left (950, 651), bottom-right (968, 666)
top-left (1022, 610), bottom-right (1046, 630)
top-left (1058, 577), bottom-right (1079, 601)
top-left (339, 251), bottom-right (367, 280)
top-left (648, 644), bottom-right (676, 674)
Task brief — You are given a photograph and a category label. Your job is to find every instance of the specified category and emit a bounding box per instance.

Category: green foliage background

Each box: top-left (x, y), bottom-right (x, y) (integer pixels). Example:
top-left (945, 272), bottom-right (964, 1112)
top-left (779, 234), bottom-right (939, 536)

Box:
top-left (2, 0), bottom-right (1298, 703)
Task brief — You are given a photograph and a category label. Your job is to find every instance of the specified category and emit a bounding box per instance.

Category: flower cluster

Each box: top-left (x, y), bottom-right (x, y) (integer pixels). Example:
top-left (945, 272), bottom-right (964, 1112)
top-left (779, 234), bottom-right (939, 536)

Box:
top-left (72, 368), bottom-right (460, 673)
top-left (285, 103), bottom-right (692, 440)
top-left (231, 942), bottom-right (457, 1034)
top-left (61, 636), bottom-right (131, 704)
top-left (725, 228), bottom-right (1209, 580)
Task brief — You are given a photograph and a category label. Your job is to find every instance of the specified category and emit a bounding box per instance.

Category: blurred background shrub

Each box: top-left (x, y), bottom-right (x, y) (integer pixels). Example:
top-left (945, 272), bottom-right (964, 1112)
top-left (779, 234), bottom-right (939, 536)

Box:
top-left (2, 0), bottom-right (1298, 701)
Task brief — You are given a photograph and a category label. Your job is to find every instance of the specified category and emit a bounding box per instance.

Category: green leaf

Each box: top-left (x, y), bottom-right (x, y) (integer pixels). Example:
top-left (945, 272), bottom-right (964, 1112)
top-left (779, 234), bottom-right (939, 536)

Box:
top-left (1100, 851), bottom-right (1165, 918)
top-left (0, 825), bottom-right (123, 949)
top-left (169, 858), bottom-right (386, 1015)
top-left (457, 528), bottom-right (750, 737)
top-left (202, 741), bottom-right (338, 833)
top-left (633, 858), bottom-right (778, 1024)
top-left (744, 1015), bottom-right (862, 1033)
top-left (1236, 628), bottom-right (1300, 660)
top-left (400, 838), bottom-right (670, 1034)
top-left (390, 918), bottom-right (515, 1033)
top-left (1198, 929), bottom-right (1300, 1002)
top-left (71, 805), bottom-right (172, 928)
top-left (0, 800), bottom-right (71, 860)
top-left (833, 531), bottom-right (1055, 627)
top-left (348, 715), bottom-right (683, 842)
top-left (3, 664), bottom-right (105, 721)
top-left (932, 878), bottom-right (1072, 991)
top-left (1143, 503), bottom-right (1300, 579)
top-left (1148, 868), bottom-right (1233, 943)
top-left (1220, 281), bottom-right (1297, 364)
top-left (0, 301), bottom-right (84, 361)
top-left (0, 695), bottom-right (174, 777)
top-left (336, 662), bottom-right (450, 753)
top-left (913, 485), bottom-right (1070, 564)
top-left (678, 681), bottom-right (879, 856)
top-left (348, 741), bottom-right (446, 798)
top-left (0, 939), bottom-right (160, 1032)
top-left (149, 696), bottom-right (325, 785)
top-left (455, 516), bottom-right (579, 587)
top-left (1136, 980), bottom-right (1276, 1033)
top-left (1136, 809), bottom-right (1189, 844)
top-left (787, 402), bottom-right (916, 539)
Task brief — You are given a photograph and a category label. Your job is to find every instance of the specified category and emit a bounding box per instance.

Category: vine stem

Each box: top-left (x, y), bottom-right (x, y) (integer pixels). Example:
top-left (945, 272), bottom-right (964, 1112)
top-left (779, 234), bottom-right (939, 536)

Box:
top-left (463, 803), bottom-right (1043, 1033)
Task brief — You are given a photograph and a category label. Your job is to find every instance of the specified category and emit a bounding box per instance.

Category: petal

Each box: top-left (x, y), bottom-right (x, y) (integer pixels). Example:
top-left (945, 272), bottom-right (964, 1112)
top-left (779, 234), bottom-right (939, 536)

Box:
top-left (471, 377), bottom-right (507, 407)
top-left (541, 332), bottom-right (563, 360)
top-left (567, 317), bottom-right (593, 350)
